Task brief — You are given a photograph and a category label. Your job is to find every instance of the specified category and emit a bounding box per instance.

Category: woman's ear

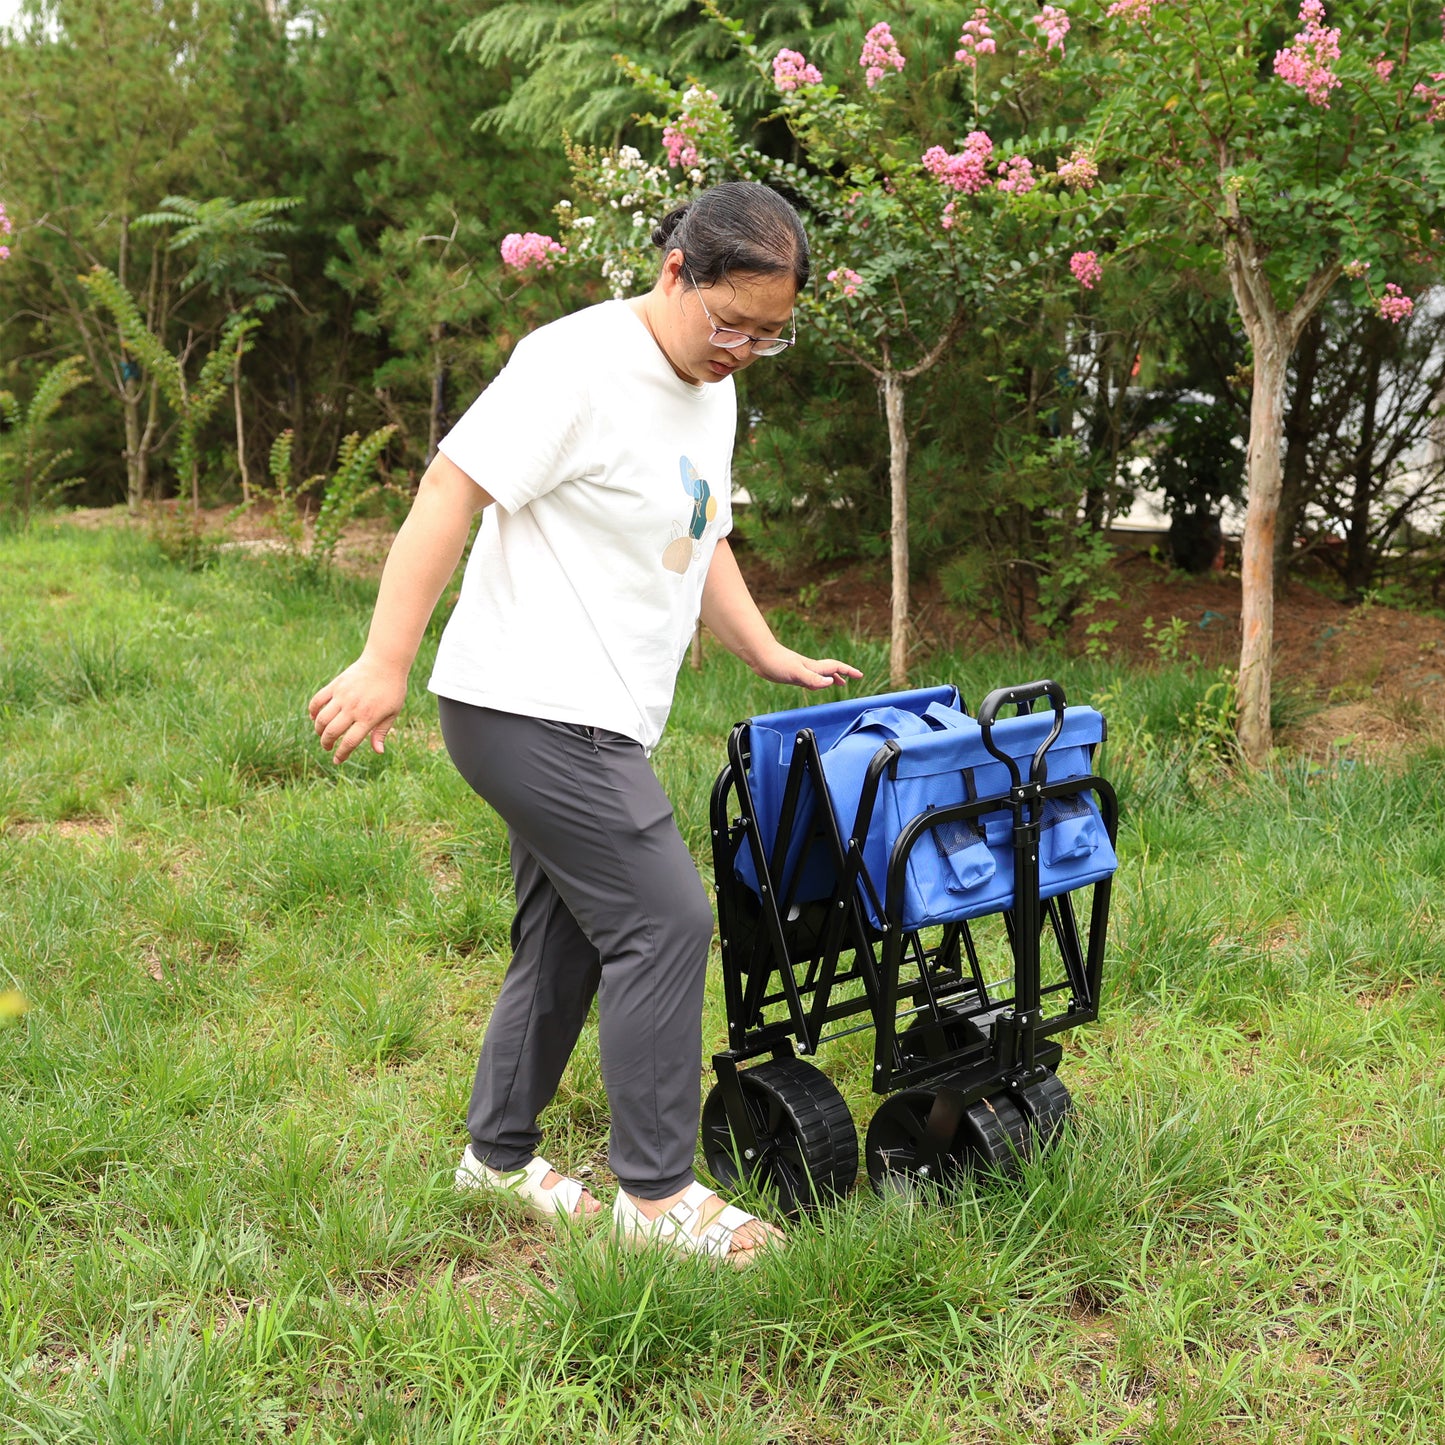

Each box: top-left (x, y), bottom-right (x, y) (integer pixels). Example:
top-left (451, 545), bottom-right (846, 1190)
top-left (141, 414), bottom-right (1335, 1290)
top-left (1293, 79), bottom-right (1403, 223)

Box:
top-left (660, 247), bottom-right (688, 295)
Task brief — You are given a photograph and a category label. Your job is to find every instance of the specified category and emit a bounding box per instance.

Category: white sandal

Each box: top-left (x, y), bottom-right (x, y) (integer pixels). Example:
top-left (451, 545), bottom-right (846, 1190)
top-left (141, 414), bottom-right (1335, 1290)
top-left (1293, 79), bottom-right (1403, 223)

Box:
top-left (612, 1180), bottom-right (781, 1267)
top-left (454, 1146), bottom-right (594, 1218)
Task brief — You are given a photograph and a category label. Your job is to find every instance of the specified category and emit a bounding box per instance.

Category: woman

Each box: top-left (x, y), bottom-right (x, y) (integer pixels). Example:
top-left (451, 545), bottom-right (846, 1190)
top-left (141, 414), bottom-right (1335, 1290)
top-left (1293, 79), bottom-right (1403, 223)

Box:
top-left (309, 182), bottom-right (859, 1266)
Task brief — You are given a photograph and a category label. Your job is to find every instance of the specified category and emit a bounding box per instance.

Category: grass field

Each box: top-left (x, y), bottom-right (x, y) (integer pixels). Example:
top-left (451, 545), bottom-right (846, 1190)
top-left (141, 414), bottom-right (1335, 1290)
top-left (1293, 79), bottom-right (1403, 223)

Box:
top-left (2, 523), bottom-right (1443, 1444)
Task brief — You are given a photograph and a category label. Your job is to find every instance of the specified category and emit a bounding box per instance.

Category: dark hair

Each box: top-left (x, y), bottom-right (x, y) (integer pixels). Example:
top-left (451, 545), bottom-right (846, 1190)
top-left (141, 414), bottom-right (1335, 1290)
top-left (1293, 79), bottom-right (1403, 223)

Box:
top-left (651, 182), bottom-right (810, 292)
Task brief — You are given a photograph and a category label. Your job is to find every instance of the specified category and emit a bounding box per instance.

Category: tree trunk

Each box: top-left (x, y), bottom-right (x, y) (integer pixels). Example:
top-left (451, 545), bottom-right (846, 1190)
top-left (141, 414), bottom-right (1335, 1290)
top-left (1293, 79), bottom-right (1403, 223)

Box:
top-left (1236, 331), bottom-right (1289, 766)
top-left (122, 386), bottom-right (145, 512)
top-left (1223, 210), bottom-right (1340, 768)
top-left (883, 369), bottom-right (909, 688)
top-left (234, 333), bottom-right (251, 505)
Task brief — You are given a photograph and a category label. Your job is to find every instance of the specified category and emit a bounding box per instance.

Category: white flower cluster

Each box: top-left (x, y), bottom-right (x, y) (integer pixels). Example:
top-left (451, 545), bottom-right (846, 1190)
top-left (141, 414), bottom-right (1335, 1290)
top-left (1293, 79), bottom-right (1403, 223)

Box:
top-left (601, 255), bottom-right (636, 299)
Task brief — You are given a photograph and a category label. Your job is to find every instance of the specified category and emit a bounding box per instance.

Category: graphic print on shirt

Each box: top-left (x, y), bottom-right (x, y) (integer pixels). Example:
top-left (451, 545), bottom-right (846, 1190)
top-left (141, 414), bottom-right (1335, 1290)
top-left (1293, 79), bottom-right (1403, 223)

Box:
top-left (661, 454), bottom-right (719, 574)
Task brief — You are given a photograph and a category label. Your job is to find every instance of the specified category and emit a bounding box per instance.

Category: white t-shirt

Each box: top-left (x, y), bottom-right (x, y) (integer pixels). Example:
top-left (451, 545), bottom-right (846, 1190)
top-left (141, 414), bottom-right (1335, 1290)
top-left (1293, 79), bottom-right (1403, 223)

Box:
top-left (429, 299), bottom-right (735, 751)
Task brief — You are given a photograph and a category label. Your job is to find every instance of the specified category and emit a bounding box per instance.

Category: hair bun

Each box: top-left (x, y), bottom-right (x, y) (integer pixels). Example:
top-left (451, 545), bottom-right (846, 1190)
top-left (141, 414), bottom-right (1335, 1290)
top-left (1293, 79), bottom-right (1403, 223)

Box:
top-left (651, 204), bottom-right (690, 249)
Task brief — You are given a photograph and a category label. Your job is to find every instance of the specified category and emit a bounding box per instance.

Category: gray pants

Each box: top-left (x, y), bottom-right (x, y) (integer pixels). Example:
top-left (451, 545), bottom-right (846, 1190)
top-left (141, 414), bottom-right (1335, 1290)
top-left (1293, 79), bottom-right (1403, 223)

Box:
top-left (438, 699), bottom-right (714, 1198)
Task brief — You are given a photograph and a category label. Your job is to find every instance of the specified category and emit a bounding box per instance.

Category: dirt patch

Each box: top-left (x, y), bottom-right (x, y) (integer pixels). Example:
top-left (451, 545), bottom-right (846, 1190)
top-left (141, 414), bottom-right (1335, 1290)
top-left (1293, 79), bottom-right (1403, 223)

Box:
top-left (7, 817), bottom-right (116, 842)
top-left (58, 501), bottom-right (398, 576)
top-left (1288, 701), bottom-right (1425, 765)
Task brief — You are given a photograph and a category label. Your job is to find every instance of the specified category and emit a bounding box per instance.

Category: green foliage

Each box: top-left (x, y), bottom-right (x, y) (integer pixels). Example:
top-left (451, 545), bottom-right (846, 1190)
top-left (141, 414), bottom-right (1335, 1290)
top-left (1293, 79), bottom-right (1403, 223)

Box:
top-left (542, 3), bottom-right (1134, 672)
top-left (940, 430), bottom-right (1121, 645)
top-left (0, 357), bottom-right (90, 526)
top-left (312, 425), bottom-right (398, 574)
top-left (261, 429), bottom-right (307, 557)
top-left (455, 0), bottom-right (860, 145)
top-left (133, 194), bottom-right (302, 310)
top-left (1142, 615), bottom-right (1191, 666)
top-left (4, 0), bottom-right (1445, 630)
top-left (262, 423), bottom-right (399, 579)
top-left (78, 265), bottom-right (261, 507)
top-left (1087, 1), bottom-right (1445, 307)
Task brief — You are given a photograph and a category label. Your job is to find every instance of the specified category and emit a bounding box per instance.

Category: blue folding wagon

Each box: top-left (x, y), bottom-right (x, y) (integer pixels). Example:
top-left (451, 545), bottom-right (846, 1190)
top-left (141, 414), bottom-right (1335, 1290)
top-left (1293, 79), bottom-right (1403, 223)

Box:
top-left (703, 679), bottom-right (1119, 1207)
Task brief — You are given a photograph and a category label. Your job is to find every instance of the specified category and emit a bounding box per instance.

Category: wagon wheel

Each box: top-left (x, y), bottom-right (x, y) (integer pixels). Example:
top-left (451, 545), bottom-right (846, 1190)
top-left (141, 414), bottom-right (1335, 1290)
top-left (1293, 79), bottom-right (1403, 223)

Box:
top-left (865, 1088), bottom-right (964, 1197)
top-left (1009, 1072), bottom-right (1073, 1153)
top-left (961, 1091), bottom-right (1032, 1173)
top-left (865, 1087), bottom-right (1031, 1196)
top-left (701, 1058), bottom-right (857, 1214)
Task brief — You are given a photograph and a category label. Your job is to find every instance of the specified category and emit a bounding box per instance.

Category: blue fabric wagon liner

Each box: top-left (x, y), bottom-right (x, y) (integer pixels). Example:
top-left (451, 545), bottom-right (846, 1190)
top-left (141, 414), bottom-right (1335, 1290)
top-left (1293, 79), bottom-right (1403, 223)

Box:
top-left (735, 685), bottom-right (1117, 930)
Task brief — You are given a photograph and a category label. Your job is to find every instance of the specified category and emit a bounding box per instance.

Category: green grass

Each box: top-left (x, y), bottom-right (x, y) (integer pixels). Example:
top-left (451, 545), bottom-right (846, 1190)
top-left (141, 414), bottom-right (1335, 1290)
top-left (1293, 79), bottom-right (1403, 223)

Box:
top-left (2, 523), bottom-right (1443, 1443)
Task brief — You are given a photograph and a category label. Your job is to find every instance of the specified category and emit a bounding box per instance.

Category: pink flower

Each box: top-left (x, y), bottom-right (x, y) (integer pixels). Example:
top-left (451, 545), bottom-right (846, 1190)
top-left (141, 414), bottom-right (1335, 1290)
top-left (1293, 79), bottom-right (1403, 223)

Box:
top-left (941, 201), bottom-right (958, 230)
top-left (1106, 0), bottom-right (1154, 21)
top-left (1343, 259), bottom-right (1371, 279)
top-left (663, 123), bottom-right (699, 169)
top-left (500, 232), bottom-right (566, 272)
top-left (996, 156), bottom-right (1036, 194)
top-left (1415, 72), bottom-right (1445, 121)
top-left (1056, 147), bottom-right (1099, 188)
top-left (773, 48), bottom-right (822, 91)
top-left (1071, 250), bottom-right (1103, 289)
top-left (859, 22), bottom-right (905, 88)
top-left (1033, 5), bottom-right (1070, 52)
top-left (0, 246), bottom-right (10, 262)
top-left (827, 267), bottom-right (864, 298)
top-left (923, 132), bottom-right (994, 193)
top-left (1378, 283), bottom-right (1414, 323)
top-left (1373, 57), bottom-right (1395, 82)
top-left (955, 7), bottom-right (996, 67)
top-left (1273, 0), bottom-right (1342, 108)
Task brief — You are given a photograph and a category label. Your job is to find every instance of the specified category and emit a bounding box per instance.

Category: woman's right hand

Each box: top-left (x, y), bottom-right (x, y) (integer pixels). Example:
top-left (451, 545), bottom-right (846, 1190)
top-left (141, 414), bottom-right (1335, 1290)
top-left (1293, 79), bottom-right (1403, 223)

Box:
top-left (308, 654), bottom-right (410, 763)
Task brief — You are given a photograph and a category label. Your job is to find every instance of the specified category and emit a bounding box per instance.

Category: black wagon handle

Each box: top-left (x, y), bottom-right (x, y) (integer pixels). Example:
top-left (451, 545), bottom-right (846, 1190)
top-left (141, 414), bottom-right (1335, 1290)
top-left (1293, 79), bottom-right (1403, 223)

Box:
top-left (977, 679), bottom-right (1067, 788)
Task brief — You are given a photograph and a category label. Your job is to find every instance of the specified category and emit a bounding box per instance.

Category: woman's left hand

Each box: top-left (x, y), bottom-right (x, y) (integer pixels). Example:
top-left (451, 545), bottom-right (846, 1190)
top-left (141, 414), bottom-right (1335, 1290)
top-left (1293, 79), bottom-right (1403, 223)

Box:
top-left (754, 645), bottom-right (863, 690)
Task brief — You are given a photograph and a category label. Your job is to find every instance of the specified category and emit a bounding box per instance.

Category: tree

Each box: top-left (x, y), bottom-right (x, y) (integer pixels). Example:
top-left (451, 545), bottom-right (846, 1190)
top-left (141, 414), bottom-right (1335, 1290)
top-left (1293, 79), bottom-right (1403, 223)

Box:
top-left (454, 0), bottom-right (862, 146)
top-left (0, 0), bottom-right (249, 508)
top-left (1086, 0), bottom-right (1445, 763)
top-left (133, 194), bottom-right (302, 503)
top-left (79, 266), bottom-right (260, 522)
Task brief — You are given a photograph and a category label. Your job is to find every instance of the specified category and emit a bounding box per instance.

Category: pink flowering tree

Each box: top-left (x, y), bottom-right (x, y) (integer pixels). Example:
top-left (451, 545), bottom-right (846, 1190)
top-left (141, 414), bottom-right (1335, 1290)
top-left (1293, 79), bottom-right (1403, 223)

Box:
top-left (538, 5), bottom-right (1112, 684)
top-left (1086, 0), bottom-right (1445, 765)
top-left (747, 7), bottom-right (1123, 680)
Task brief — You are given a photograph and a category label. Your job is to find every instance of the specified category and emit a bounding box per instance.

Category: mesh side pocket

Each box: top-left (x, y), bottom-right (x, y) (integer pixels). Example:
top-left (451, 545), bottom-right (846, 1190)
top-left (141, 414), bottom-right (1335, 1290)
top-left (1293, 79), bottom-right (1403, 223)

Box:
top-left (1040, 793), bottom-right (1102, 865)
top-left (929, 809), bottom-right (997, 892)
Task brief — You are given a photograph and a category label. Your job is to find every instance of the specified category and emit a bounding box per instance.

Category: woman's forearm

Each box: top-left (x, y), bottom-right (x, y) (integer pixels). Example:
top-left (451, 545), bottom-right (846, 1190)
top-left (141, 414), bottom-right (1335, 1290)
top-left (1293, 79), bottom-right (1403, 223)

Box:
top-left (309, 452), bottom-right (491, 761)
top-left (701, 538), bottom-right (863, 691)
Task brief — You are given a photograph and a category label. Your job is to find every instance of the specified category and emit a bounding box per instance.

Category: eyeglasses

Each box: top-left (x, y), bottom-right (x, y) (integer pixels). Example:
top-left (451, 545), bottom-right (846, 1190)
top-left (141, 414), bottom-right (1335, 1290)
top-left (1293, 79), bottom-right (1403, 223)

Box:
top-left (686, 269), bottom-right (796, 357)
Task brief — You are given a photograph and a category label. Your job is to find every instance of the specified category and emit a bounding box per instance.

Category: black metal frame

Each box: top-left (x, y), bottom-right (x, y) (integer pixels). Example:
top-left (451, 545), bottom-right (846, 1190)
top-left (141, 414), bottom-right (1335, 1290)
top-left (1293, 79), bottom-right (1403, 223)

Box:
top-left (708, 680), bottom-right (1118, 1129)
